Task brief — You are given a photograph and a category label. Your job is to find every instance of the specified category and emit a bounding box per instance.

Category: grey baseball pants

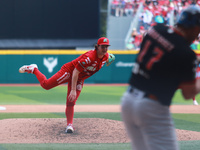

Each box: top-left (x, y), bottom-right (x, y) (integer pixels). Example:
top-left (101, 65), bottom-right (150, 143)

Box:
top-left (121, 87), bottom-right (179, 150)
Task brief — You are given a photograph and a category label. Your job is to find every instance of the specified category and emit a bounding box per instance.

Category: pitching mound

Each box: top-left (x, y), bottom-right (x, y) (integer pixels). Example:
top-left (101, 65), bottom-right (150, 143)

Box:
top-left (0, 118), bottom-right (200, 143)
top-left (0, 118), bottom-right (129, 143)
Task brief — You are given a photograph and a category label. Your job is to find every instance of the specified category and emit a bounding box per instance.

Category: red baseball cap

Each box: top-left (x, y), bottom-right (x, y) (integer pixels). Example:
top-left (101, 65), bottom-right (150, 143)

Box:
top-left (97, 37), bottom-right (110, 46)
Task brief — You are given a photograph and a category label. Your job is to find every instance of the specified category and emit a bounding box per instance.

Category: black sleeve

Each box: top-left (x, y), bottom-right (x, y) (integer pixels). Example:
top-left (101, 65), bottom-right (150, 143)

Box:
top-left (175, 49), bottom-right (196, 82)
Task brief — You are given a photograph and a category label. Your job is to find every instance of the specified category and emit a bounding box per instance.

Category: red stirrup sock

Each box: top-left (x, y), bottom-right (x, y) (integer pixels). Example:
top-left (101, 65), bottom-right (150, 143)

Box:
top-left (66, 105), bottom-right (74, 125)
top-left (33, 68), bottom-right (47, 83)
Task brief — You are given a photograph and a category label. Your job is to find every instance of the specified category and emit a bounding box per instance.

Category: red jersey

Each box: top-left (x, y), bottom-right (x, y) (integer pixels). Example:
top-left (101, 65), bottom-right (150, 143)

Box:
top-left (64, 50), bottom-right (109, 81)
top-left (197, 0), bottom-right (200, 6)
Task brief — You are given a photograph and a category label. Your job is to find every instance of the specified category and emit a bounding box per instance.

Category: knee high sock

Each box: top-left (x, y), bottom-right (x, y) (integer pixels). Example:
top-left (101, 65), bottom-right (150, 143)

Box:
top-left (66, 105), bottom-right (74, 125)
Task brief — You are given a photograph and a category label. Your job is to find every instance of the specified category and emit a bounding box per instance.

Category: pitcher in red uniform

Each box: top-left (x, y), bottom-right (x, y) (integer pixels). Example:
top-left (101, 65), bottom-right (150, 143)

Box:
top-left (19, 37), bottom-right (115, 133)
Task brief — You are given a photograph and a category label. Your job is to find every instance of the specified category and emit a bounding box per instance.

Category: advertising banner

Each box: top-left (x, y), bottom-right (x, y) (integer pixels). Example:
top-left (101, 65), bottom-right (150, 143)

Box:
top-left (0, 50), bottom-right (138, 83)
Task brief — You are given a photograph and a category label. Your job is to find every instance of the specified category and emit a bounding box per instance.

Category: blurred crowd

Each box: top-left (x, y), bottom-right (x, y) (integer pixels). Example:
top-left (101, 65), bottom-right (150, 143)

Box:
top-left (111, 0), bottom-right (140, 17)
top-left (110, 0), bottom-right (200, 50)
top-left (111, 0), bottom-right (198, 17)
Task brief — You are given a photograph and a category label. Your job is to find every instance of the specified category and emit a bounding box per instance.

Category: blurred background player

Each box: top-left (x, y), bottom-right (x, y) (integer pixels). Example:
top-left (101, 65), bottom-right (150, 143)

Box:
top-left (193, 58), bottom-right (200, 105)
top-left (19, 37), bottom-right (115, 133)
top-left (193, 97), bottom-right (198, 105)
top-left (121, 5), bottom-right (200, 150)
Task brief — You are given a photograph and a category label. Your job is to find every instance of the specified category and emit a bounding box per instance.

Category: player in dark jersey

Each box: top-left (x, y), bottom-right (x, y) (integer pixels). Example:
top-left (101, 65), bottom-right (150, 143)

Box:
top-left (121, 5), bottom-right (200, 150)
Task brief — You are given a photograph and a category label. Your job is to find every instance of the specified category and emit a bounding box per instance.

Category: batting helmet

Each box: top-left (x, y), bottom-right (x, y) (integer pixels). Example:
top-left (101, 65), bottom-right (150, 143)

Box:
top-left (177, 5), bottom-right (200, 28)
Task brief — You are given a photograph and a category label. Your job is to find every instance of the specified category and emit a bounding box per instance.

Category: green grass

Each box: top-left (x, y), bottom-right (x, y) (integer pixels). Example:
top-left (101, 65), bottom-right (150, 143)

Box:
top-left (173, 114), bottom-right (200, 132)
top-left (172, 89), bottom-right (200, 105)
top-left (179, 141), bottom-right (200, 150)
top-left (0, 112), bottom-right (199, 131)
top-left (0, 112), bottom-right (122, 121)
top-left (0, 85), bottom-right (127, 105)
top-left (0, 143), bottom-right (131, 150)
top-left (1, 142), bottom-right (200, 150)
top-left (0, 86), bottom-right (197, 105)
top-left (1, 85), bottom-right (200, 150)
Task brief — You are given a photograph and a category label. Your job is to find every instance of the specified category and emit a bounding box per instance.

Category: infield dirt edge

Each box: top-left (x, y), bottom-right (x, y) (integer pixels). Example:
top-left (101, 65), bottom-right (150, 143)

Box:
top-left (0, 105), bottom-right (199, 113)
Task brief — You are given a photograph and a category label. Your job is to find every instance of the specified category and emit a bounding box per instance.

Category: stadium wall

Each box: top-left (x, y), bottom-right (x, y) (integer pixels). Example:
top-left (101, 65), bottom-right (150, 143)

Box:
top-left (0, 50), bottom-right (138, 84)
top-left (0, 0), bottom-right (100, 49)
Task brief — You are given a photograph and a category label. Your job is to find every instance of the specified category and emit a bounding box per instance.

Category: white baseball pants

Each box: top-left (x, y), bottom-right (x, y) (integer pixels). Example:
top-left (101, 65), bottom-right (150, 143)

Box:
top-left (121, 87), bottom-right (179, 150)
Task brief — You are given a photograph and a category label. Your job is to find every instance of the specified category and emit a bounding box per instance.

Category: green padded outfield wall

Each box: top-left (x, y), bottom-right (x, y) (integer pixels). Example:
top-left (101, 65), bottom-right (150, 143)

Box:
top-left (0, 50), bottom-right (138, 83)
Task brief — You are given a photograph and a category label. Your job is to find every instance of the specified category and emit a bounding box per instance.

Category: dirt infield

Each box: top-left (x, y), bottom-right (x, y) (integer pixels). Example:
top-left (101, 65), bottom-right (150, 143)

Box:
top-left (0, 118), bottom-right (200, 143)
top-left (0, 104), bottom-right (200, 113)
top-left (0, 118), bottom-right (128, 143)
top-left (0, 105), bottom-right (200, 143)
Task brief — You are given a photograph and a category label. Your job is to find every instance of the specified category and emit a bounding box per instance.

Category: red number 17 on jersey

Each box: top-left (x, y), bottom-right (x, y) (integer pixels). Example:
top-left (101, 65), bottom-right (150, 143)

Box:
top-left (137, 40), bottom-right (164, 70)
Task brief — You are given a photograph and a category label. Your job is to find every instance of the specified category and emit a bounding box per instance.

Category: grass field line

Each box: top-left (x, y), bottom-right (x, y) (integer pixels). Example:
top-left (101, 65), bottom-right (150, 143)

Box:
top-left (0, 105), bottom-right (200, 113)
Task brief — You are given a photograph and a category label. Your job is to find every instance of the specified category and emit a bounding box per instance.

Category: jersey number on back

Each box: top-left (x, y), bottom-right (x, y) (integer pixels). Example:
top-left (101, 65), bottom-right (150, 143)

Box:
top-left (137, 40), bottom-right (164, 70)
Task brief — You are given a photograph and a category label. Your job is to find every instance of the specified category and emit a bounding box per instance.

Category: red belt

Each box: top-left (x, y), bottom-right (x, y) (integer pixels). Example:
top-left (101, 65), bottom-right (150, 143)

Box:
top-left (145, 94), bottom-right (158, 101)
